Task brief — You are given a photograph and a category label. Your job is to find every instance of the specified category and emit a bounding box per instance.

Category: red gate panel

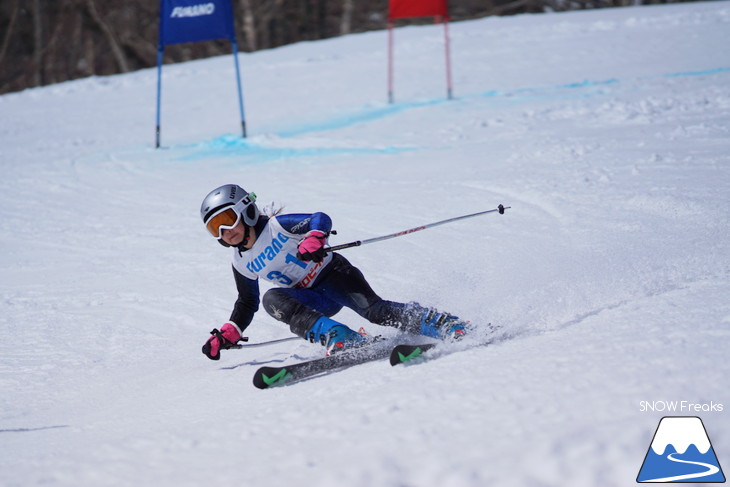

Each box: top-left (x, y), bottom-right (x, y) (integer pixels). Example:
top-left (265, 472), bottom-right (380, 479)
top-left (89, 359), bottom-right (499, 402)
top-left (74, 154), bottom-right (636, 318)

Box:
top-left (389, 0), bottom-right (448, 19)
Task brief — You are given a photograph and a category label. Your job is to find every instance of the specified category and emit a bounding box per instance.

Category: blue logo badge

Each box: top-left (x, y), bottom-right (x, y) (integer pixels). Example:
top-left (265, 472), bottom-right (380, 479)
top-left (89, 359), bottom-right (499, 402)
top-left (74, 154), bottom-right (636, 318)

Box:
top-left (637, 416), bottom-right (726, 483)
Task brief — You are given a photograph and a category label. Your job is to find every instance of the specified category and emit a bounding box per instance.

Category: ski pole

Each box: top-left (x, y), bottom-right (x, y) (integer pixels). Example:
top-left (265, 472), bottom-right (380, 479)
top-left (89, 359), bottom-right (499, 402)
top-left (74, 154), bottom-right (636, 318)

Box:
top-left (325, 204), bottom-right (509, 253)
top-left (223, 336), bottom-right (301, 349)
top-left (209, 330), bottom-right (300, 349)
top-left (234, 336), bottom-right (301, 348)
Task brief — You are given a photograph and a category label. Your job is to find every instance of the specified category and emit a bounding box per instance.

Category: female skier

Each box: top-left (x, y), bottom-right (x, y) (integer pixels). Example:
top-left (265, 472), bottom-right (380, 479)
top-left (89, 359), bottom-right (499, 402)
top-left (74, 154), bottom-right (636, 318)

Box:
top-left (201, 184), bottom-right (468, 360)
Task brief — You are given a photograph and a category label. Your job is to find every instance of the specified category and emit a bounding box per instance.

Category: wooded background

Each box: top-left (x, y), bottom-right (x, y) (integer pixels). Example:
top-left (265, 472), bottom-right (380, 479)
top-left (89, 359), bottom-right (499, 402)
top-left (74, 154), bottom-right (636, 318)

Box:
top-left (0, 0), bottom-right (698, 95)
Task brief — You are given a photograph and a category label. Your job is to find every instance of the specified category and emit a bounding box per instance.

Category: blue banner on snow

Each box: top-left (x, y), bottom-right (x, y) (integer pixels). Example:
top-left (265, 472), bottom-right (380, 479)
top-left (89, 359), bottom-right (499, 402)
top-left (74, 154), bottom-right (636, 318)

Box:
top-left (159, 0), bottom-right (235, 46)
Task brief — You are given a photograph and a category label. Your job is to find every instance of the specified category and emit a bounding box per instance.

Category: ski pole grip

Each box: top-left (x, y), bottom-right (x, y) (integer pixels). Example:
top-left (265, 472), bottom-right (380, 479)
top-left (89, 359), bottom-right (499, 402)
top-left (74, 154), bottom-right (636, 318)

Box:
top-left (324, 240), bottom-right (362, 254)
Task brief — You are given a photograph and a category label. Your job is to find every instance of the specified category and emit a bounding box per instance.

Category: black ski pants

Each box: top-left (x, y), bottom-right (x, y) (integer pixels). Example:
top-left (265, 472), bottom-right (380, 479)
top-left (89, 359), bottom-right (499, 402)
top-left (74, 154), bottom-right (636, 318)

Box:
top-left (262, 253), bottom-right (422, 338)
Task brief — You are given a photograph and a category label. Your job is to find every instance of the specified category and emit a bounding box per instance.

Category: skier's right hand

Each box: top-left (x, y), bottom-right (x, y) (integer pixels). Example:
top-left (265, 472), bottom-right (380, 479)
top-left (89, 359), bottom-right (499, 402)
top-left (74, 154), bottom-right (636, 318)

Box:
top-left (202, 322), bottom-right (242, 360)
top-left (297, 230), bottom-right (327, 262)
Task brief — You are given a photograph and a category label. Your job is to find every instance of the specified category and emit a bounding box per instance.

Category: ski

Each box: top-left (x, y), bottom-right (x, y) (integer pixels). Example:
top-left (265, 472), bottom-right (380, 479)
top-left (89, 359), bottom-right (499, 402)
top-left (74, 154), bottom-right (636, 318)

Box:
top-left (253, 324), bottom-right (505, 388)
top-left (252, 343), bottom-right (392, 389)
top-left (390, 323), bottom-right (505, 366)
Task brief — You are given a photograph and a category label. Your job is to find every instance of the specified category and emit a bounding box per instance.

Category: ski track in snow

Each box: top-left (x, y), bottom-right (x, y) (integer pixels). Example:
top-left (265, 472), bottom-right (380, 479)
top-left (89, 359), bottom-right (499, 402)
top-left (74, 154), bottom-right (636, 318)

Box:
top-left (1, 2), bottom-right (729, 486)
top-left (163, 65), bottom-right (730, 163)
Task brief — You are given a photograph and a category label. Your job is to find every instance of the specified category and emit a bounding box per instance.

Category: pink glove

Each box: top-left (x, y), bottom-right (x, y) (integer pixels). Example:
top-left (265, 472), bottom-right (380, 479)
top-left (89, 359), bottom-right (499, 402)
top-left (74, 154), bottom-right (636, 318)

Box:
top-left (202, 322), bottom-right (242, 360)
top-left (296, 230), bottom-right (327, 262)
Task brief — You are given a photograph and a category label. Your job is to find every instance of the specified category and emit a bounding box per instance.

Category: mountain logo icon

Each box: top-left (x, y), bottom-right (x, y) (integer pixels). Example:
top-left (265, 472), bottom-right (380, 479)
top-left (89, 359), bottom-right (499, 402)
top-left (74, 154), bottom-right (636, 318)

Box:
top-left (637, 416), bottom-right (726, 483)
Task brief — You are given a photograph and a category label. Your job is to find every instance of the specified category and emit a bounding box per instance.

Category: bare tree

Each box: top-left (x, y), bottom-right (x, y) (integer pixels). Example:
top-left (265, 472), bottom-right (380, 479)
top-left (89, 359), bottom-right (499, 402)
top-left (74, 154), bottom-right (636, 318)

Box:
top-left (340, 0), bottom-right (354, 35)
top-left (0, 0), bottom-right (19, 67)
top-left (0, 0), bottom-right (708, 95)
top-left (239, 0), bottom-right (258, 51)
top-left (238, 0), bottom-right (284, 52)
top-left (85, 0), bottom-right (130, 73)
top-left (32, 0), bottom-right (43, 87)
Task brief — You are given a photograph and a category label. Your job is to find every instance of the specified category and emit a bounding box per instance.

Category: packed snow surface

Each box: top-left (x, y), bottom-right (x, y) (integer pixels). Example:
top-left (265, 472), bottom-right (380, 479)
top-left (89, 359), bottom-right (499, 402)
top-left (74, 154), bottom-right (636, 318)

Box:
top-left (1, 2), bottom-right (728, 486)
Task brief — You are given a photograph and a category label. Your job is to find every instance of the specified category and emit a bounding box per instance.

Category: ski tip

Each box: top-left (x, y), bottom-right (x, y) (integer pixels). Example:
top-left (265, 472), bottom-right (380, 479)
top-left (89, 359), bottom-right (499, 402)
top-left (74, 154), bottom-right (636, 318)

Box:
top-left (253, 366), bottom-right (292, 389)
top-left (389, 344), bottom-right (436, 366)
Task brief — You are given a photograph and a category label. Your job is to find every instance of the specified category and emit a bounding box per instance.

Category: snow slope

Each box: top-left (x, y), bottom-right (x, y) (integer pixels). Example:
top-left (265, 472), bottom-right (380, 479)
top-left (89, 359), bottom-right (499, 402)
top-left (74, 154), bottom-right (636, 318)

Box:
top-left (1, 2), bottom-right (729, 486)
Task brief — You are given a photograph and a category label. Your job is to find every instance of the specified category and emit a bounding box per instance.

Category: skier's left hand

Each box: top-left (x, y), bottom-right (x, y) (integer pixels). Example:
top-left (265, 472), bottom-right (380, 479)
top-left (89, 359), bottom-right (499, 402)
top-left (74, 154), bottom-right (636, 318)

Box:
top-left (297, 230), bottom-right (327, 262)
top-left (202, 322), bottom-right (242, 360)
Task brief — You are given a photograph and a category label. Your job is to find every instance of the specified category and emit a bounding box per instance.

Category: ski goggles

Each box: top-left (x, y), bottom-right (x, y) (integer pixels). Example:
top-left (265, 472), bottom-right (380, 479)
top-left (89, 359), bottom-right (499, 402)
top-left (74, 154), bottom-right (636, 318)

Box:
top-left (205, 207), bottom-right (241, 239)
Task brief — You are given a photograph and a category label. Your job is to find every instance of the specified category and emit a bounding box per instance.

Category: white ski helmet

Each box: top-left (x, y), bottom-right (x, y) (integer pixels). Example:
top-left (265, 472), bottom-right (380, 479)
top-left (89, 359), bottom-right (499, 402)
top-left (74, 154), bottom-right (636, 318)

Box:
top-left (200, 184), bottom-right (259, 239)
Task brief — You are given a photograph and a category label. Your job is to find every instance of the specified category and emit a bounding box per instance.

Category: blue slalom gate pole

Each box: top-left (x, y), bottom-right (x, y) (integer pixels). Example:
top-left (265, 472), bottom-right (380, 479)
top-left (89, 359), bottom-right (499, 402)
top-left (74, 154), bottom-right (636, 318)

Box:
top-left (231, 40), bottom-right (247, 138)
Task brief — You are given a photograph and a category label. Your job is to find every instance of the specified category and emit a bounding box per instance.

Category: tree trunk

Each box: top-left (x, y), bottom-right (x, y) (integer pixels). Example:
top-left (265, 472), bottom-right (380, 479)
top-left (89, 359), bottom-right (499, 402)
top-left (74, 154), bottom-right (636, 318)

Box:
top-left (240, 0), bottom-right (258, 51)
top-left (85, 0), bottom-right (130, 73)
top-left (0, 0), bottom-right (19, 68)
top-left (32, 0), bottom-right (43, 87)
top-left (257, 0), bottom-right (283, 50)
top-left (340, 0), bottom-right (354, 35)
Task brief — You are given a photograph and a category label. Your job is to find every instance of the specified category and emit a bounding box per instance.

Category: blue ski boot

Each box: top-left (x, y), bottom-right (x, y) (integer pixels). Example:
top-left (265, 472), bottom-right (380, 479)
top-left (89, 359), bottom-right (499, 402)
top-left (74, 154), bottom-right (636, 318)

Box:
top-left (418, 309), bottom-right (468, 340)
top-left (305, 316), bottom-right (367, 356)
